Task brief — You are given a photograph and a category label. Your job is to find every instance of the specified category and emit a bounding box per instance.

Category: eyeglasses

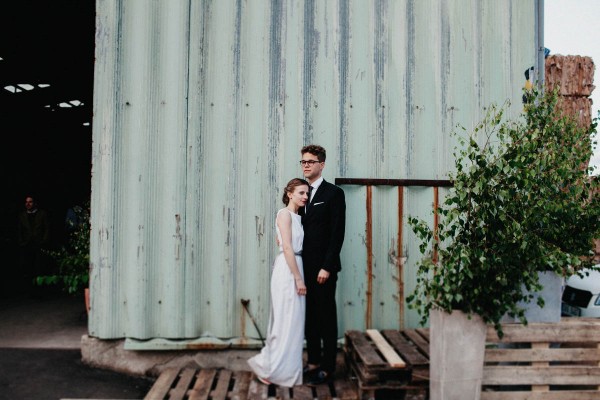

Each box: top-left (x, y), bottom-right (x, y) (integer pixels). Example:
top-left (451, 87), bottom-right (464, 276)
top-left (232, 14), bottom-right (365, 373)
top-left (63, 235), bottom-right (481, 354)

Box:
top-left (299, 160), bottom-right (321, 166)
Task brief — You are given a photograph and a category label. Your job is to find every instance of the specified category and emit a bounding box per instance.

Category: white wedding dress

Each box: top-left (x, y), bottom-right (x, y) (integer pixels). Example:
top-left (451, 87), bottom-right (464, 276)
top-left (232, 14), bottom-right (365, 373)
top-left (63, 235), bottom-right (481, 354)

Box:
top-left (247, 208), bottom-right (305, 387)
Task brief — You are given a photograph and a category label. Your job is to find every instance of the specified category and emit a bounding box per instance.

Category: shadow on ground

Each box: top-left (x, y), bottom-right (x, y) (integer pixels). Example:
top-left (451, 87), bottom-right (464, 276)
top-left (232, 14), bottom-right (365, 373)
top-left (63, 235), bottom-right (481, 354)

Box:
top-left (0, 348), bottom-right (153, 400)
top-left (0, 283), bottom-right (153, 400)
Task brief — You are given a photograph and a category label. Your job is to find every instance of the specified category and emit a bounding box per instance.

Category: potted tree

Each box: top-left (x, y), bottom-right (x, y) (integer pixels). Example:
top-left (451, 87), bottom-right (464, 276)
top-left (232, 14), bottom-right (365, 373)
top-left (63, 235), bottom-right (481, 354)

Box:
top-left (37, 204), bottom-right (90, 311)
top-left (407, 88), bottom-right (600, 399)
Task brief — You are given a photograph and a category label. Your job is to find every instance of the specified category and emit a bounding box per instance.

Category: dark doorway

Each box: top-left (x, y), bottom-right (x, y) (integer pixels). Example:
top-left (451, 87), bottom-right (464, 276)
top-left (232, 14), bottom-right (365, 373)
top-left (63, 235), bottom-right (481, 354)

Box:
top-left (0, 1), bottom-right (95, 296)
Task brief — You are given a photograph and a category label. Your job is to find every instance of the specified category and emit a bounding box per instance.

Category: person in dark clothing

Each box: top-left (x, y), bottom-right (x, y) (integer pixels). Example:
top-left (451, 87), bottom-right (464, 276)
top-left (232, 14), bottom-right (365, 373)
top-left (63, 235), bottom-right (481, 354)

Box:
top-left (17, 196), bottom-right (50, 289)
top-left (299, 145), bottom-right (346, 386)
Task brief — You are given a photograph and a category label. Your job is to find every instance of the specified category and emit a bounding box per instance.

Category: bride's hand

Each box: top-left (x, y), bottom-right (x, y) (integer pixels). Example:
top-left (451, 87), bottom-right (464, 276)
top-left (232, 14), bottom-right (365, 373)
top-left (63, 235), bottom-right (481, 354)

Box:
top-left (295, 278), bottom-right (306, 296)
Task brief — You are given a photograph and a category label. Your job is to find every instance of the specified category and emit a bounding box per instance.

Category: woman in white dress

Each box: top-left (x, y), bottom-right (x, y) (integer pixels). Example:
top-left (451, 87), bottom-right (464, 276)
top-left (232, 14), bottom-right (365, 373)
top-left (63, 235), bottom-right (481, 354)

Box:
top-left (247, 178), bottom-right (310, 387)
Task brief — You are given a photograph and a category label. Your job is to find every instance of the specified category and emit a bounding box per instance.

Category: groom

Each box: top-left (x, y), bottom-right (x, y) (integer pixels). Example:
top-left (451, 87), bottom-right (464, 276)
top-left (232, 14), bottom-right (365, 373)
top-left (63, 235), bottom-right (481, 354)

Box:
top-left (299, 144), bottom-right (346, 385)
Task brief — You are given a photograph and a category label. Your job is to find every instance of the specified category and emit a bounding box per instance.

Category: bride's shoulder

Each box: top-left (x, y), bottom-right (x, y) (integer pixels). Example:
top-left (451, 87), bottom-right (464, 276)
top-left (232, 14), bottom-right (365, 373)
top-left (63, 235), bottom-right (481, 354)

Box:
top-left (276, 208), bottom-right (291, 218)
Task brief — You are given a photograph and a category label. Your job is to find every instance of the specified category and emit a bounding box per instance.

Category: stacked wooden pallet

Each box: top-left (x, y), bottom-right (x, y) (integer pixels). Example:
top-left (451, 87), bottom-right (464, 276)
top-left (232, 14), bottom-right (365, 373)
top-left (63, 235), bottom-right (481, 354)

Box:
top-left (344, 329), bottom-right (429, 400)
top-left (143, 367), bottom-right (358, 400)
top-left (144, 318), bottom-right (600, 399)
top-left (481, 318), bottom-right (600, 399)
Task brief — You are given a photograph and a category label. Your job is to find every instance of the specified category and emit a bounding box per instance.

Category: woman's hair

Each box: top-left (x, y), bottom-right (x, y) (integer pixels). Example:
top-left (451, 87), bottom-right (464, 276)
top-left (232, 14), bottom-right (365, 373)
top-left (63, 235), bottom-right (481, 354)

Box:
top-left (282, 178), bottom-right (310, 205)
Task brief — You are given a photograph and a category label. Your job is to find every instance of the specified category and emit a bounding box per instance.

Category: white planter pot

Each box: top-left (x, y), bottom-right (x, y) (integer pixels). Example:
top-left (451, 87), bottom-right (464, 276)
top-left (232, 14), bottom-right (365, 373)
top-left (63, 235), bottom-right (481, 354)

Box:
top-left (429, 308), bottom-right (487, 400)
top-left (502, 271), bottom-right (563, 323)
top-left (520, 271), bottom-right (563, 322)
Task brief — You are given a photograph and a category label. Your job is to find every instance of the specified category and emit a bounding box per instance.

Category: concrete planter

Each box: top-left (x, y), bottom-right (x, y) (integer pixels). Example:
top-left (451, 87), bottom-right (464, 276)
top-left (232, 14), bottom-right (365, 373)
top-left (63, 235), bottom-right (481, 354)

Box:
top-left (502, 271), bottom-right (563, 323)
top-left (430, 308), bottom-right (487, 400)
top-left (520, 271), bottom-right (563, 322)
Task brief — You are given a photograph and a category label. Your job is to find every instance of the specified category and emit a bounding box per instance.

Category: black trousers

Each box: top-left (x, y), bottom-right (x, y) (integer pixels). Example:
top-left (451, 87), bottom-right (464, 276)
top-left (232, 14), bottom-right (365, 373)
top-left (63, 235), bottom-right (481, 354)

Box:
top-left (305, 271), bottom-right (338, 374)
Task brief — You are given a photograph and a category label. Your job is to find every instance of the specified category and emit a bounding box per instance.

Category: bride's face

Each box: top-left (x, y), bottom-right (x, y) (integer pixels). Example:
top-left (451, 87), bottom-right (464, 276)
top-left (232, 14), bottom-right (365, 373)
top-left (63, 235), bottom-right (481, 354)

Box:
top-left (288, 185), bottom-right (309, 208)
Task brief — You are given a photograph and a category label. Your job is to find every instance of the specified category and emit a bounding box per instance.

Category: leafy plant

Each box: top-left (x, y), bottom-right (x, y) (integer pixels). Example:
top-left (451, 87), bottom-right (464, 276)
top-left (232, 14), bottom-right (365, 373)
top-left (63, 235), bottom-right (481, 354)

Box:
top-left (37, 204), bottom-right (90, 294)
top-left (407, 88), bottom-right (600, 337)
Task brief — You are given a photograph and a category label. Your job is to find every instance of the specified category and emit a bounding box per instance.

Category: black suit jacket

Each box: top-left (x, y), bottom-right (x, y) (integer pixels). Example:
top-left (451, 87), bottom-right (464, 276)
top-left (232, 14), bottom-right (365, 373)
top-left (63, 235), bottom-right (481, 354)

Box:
top-left (300, 179), bottom-right (346, 274)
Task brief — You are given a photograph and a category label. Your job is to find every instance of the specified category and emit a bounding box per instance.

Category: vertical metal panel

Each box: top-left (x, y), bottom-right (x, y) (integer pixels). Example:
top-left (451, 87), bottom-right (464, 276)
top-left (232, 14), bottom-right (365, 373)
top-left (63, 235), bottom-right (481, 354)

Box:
top-left (91, 0), bottom-right (537, 339)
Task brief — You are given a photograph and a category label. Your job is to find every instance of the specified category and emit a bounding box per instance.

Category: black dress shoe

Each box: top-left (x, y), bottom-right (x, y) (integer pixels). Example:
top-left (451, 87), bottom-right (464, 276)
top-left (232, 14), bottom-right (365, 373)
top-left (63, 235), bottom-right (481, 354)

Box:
top-left (305, 370), bottom-right (330, 386)
top-left (303, 365), bottom-right (319, 375)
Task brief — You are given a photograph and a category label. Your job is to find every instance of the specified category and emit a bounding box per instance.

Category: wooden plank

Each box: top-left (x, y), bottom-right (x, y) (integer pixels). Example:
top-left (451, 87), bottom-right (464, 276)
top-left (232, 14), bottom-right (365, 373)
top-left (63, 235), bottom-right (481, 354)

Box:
top-left (560, 317), bottom-right (599, 323)
top-left (366, 329), bottom-right (406, 368)
top-left (168, 368), bottom-right (196, 400)
top-left (381, 330), bottom-right (429, 366)
top-left (481, 391), bottom-right (600, 400)
top-left (314, 383), bottom-right (333, 399)
top-left (415, 328), bottom-right (430, 342)
top-left (597, 342), bottom-right (600, 391)
top-left (211, 370), bottom-right (232, 400)
top-left (486, 322), bottom-right (600, 343)
top-left (230, 370), bottom-right (252, 400)
top-left (345, 331), bottom-right (387, 367)
top-left (346, 356), bottom-right (381, 384)
top-left (292, 384), bottom-right (314, 400)
top-left (402, 330), bottom-right (430, 358)
top-left (346, 352), bottom-right (411, 385)
top-left (144, 367), bottom-right (179, 400)
top-left (531, 342), bottom-right (550, 392)
top-left (247, 379), bottom-right (268, 400)
top-left (188, 369), bottom-right (217, 400)
top-left (333, 377), bottom-right (359, 400)
top-left (485, 347), bottom-right (600, 363)
top-left (275, 386), bottom-right (291, 400)
top-left (482, 366), bottom-right (600, 385)
top-left (409, 367), bottom-right (429, 384)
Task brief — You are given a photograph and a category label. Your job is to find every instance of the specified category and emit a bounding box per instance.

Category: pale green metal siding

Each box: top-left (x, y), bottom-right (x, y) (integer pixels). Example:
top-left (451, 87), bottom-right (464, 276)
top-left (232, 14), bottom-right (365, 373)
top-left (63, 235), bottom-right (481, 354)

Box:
top-left (90, 0), bottom-right (537, 340)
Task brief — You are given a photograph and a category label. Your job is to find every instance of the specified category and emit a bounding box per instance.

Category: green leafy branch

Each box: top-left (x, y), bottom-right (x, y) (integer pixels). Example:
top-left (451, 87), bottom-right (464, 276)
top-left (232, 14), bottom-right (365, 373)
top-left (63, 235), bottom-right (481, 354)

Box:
top-left (407, 88), bottom-right (600, 337)
top-left (37, 204), bottom-right (90, 294)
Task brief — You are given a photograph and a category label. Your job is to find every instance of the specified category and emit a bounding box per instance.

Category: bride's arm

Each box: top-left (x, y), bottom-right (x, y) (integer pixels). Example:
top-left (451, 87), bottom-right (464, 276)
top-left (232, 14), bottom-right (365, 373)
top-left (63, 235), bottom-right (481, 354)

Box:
top-left (277, 211), bottom-right (306, 296)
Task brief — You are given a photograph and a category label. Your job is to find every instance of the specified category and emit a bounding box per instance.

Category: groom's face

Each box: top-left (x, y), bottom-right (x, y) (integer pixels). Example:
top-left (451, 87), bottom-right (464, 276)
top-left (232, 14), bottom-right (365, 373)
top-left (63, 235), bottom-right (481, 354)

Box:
top-left (301, 153), bottom-right (324, 182)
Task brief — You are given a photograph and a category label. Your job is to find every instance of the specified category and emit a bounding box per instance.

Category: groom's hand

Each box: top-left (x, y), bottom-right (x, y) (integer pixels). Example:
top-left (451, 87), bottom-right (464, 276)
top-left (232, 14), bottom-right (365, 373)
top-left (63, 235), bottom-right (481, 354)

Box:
top-left (317, 269), bottom-right (330, 284)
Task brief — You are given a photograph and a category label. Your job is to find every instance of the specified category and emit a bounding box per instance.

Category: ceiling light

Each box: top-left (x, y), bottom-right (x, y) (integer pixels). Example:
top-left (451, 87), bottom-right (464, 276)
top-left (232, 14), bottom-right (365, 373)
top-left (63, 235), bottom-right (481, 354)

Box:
top-left (4, 86), bottom-right (20, 93)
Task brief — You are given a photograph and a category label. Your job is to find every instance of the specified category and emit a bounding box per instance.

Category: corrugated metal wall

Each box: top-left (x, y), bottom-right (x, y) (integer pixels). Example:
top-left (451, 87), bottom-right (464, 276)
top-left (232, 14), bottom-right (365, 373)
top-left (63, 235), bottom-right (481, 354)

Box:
top-left (90, 0), bottom-right (537, 340)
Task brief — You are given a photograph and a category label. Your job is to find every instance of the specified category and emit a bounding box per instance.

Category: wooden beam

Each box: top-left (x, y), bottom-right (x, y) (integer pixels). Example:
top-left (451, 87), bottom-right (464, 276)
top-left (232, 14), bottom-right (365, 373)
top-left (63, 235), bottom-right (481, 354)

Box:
top-left (366, 329), bottom-right (406, 368)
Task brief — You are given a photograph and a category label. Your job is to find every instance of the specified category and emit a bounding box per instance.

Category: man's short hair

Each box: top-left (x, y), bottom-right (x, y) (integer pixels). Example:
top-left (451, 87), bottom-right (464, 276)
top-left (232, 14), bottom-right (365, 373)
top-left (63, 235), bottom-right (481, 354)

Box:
top-left (301, 144), bottom-right (326, 162)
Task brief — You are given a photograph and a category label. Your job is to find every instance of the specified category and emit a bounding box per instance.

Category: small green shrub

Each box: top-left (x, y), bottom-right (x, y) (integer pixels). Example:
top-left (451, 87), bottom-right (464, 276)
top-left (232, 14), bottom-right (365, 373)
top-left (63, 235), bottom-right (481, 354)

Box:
top-left (37, 204), bottom-right (90, 294)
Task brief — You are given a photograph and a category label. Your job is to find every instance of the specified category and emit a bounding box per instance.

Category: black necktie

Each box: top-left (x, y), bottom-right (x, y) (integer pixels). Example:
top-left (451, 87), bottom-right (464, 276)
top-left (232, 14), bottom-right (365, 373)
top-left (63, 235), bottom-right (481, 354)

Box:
top-left (306, 186), bottom-right (313, 213)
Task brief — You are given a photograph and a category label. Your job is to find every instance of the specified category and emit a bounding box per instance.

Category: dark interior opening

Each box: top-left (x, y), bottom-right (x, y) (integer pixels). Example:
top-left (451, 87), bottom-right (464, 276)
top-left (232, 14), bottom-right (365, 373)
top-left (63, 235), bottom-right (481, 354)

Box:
top-left (0, 1), bottom-right (95, 296)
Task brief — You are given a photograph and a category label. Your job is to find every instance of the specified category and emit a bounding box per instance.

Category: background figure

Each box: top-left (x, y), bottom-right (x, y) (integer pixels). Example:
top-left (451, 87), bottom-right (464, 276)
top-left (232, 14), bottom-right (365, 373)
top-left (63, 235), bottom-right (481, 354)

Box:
top-left (17, 196), bottom-right (50, 292)
top-left (299, 145), bottom-right (346, 386)
top-left (65, 205), bottom-right (83, 234)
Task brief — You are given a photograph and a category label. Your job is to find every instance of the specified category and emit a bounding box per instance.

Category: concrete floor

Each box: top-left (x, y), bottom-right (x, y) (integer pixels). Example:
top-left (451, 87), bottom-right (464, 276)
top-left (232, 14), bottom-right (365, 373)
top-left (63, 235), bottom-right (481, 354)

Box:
top-left (0, 292), bottom-right (87, 349)
top-left (0, 288), bottom-right (153, 400)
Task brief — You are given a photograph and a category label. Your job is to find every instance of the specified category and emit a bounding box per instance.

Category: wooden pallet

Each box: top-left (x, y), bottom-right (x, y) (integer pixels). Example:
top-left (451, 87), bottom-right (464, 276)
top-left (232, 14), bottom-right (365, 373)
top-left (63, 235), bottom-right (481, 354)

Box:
top-left (344, 329), bottom-right (429, 400)
top-left (481, 318), bottom-right (600, 400)
top-left (143, 367), bottom-right (358, 400)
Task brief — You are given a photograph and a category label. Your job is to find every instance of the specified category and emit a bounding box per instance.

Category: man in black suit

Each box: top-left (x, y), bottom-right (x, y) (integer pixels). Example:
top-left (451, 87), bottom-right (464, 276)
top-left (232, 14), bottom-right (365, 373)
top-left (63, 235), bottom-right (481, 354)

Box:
top-left (299, 144), bottom-right (346, 385)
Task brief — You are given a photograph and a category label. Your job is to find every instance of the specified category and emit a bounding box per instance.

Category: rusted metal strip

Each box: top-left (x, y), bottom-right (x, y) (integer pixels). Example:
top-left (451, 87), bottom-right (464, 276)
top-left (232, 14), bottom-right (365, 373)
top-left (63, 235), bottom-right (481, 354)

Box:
top-left (366, 185), bottom-right (373, 329)
top-left (397, 186), bottom-right (404, 330)
top-left (335, 178), bottom-right (452, 187)
top-left (335, 178), bottom-right (450, 330)
top-left (433, 186), bottom-right (439, 264)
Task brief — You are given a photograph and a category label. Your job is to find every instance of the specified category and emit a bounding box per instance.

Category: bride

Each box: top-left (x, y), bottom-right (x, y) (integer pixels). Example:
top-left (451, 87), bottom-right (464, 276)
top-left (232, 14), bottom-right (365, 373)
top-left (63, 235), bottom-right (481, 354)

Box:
top-left (247, 178), bottom-right (310, 387)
